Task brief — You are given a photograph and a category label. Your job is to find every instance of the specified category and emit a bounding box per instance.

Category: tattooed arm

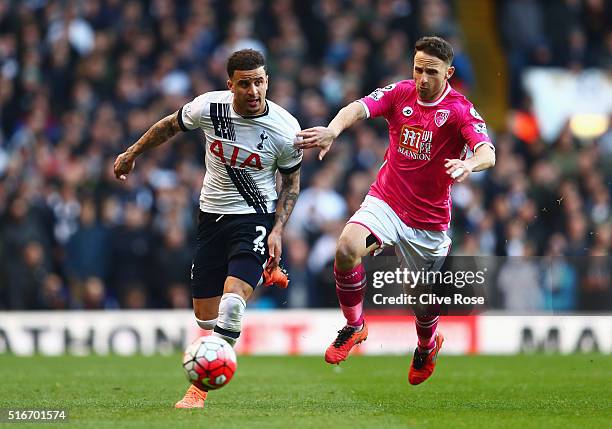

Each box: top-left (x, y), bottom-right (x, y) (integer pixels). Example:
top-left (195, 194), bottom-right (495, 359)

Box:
top-left (113, 111), bottom-right (183, 180)
top-left (267, 168), bottom-right (301, 270)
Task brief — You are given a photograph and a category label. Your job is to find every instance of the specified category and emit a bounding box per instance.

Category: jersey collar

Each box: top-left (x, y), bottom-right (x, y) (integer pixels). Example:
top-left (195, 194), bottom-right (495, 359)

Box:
top-left (417, 82), bottom-right (451, 107)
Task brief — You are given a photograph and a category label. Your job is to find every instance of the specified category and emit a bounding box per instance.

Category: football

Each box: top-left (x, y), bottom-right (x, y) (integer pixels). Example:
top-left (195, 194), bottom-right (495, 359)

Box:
top-left (182, 336), bottom-right (237, 390)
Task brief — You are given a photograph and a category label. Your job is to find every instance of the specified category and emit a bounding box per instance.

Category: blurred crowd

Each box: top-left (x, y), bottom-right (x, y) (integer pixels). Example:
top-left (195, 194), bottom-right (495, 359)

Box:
top-left (0, 0), bottom-right (610, 311)
top-left (500, 0), bottom-right (612, 106)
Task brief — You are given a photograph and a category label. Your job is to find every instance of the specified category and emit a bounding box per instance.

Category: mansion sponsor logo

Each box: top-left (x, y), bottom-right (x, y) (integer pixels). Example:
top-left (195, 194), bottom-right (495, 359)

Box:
top-left (398, 125), bottom-right (432, 160)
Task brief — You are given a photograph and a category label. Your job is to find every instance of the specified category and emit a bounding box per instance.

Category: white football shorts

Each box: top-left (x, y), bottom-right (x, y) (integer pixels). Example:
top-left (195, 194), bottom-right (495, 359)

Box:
top-left (347, 195), bottom-right (451, 275)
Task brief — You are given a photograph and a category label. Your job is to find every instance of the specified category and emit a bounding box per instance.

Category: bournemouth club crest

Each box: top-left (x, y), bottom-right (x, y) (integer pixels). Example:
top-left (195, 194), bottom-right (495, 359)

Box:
top-left (434, 109), bottom-right (450, 127)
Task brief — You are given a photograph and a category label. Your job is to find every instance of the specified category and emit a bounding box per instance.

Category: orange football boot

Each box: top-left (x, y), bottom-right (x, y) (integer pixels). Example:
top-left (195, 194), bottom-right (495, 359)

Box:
top-left (408, 332), bottom-right (444, 385)
top-left (324, 322), bottom-right (368, 364)
top-left (175, 384), bottom-right (208, 408)
top-left (262, 258), bottom-right (289, 289)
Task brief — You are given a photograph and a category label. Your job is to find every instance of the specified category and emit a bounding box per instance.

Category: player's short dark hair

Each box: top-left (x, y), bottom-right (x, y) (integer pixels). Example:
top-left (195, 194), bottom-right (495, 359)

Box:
top-left (414, 36), bottom-right (454, 65)
top-left (226, 49), bottom-right (266, 78)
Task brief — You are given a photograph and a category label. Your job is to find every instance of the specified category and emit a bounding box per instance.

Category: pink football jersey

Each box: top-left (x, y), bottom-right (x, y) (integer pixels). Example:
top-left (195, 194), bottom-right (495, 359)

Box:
top-left (358, 80), bottom-right (493, 231)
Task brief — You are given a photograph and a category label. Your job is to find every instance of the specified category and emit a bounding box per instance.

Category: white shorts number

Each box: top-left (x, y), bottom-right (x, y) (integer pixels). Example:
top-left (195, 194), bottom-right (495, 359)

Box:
top-left (253, 226), bottom-right (266, 255)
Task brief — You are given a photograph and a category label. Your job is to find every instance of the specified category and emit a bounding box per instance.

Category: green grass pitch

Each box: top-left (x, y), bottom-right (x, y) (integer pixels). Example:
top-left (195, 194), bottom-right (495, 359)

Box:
top-left (0, 354), bottom-right (610, 428)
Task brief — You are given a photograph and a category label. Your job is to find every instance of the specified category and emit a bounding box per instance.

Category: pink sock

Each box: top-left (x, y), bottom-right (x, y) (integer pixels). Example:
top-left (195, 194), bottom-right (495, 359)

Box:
top-left (335, 263), bottom-right (366, 328)
top-left (415, 303), bottom-right (440, 351)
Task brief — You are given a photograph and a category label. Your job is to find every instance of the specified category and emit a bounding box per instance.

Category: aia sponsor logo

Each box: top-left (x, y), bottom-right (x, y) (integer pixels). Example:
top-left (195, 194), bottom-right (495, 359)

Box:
top-left (434, 109), bottom-right (450, 127)
top-left (398, 125), bottom-right (432, 160)
top-left (210, 140), bottom-right (263, 170)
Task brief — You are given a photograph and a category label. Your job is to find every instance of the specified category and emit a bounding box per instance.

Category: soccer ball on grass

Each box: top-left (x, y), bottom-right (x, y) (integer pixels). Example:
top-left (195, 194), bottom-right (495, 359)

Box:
top-left (182, 336), bottom-right (237, 390)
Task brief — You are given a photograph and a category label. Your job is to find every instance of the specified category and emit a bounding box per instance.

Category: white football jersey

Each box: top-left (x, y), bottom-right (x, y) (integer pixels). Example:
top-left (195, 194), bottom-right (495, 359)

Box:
top-left (178, 91), bottom-right (302, 214)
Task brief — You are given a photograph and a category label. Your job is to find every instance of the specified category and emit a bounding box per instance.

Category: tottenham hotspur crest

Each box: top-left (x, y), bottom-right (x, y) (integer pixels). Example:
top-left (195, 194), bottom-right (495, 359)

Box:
top-left (258, 130), bottom-right (269, 150)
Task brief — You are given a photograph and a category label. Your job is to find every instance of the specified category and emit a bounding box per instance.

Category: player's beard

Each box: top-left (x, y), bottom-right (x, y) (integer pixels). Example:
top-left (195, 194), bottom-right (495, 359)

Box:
top-left (418, 82), bottom-right (445, 102)
top-left (417, 86), bottom-right (431, 101)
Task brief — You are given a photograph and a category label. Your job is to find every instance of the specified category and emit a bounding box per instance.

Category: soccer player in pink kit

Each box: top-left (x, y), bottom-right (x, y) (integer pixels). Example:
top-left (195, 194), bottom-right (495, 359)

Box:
top-left (295, 36), bottom-right (495, 385)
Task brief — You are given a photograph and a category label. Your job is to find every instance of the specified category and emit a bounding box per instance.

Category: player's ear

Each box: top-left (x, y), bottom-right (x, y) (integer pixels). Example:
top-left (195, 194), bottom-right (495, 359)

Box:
top-left (446, 66), bottom-right (455, 80)
top-left (227, 79), bottom-right (234, 92)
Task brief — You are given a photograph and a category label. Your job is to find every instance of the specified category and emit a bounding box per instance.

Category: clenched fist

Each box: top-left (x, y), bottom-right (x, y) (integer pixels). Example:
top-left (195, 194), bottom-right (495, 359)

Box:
top-left (113, 152), bottom-right (136, 181)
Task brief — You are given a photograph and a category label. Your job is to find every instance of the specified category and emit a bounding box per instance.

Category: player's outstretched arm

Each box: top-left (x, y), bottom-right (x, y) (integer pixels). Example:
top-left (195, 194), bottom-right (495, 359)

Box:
top-left (267, 168), bottom-right (300, 270)
top-left (113, 111), bottom-right (182, 180)
top-left (295, 101), bottom-right (366, 161)
top-left (444, 144), bottom-right (496, 183)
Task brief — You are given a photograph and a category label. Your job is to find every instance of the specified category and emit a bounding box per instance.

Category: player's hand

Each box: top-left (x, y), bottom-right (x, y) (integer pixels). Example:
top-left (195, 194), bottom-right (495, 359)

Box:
top-left (266, 228), bottom-right (282, 271)
top-left (294, 126), bottom-right (335, 161)
top-left (113, 152), bottom-right (136, 181)
top-left (444, 158), bottom-right (472, 182)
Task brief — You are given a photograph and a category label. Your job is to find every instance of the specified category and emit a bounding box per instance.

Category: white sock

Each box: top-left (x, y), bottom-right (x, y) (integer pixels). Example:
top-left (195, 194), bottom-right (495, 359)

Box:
top-left (213, 293), bottom-right (246, 347)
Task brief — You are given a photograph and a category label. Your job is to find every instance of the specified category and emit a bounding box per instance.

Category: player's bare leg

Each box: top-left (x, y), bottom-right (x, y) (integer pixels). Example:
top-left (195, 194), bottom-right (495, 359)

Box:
top-left (193, 296), bottom-right (222, 332)
top-left (325, 223), bottom-right (379, 364)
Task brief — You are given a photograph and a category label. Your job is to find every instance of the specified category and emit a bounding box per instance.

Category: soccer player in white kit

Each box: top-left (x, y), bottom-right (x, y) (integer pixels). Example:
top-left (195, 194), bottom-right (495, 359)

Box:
top-left (296, 36), bottom-right (495, 385)
top-left (113, 49), bottom-right (303, 407)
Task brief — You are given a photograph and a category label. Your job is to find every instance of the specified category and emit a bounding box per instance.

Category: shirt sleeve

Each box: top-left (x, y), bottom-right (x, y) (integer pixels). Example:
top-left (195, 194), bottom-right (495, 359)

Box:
top-left (459, 105), bottom-right (494, 151)
top-left (276, 118), bottom-right (303, 174)
top-left (358, 83), bottom-right (399, 119)
top-left (178, 94), bottom-right (208, 131)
